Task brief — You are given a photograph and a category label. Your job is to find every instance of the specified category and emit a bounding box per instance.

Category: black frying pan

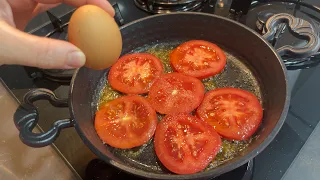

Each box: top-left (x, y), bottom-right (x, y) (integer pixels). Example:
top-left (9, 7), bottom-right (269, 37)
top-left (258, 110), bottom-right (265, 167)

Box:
top-left (14, 12), bottom-right (319, 179)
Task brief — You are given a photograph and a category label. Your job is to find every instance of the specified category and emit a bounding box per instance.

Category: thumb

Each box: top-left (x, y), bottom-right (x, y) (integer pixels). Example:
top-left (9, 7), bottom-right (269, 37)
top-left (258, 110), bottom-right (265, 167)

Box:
top-left (0, 20), bottom-right (85, 69)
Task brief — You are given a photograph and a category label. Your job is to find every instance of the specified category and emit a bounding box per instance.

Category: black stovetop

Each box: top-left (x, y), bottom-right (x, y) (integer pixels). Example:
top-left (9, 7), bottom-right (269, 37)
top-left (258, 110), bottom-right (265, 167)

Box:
top-left (1, 0), bottom-right (320, 180)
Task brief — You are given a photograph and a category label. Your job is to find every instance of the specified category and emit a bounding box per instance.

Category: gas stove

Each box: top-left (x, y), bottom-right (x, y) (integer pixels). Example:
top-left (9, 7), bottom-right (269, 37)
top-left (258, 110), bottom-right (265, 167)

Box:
top-left (134, 0), bottom-right (208, 13)
top-left (1, 0), bottom-right (320, 180)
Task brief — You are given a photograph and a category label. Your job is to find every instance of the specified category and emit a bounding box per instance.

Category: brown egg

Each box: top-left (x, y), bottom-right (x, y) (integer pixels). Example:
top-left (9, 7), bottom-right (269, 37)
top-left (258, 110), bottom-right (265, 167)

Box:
top-left (68, 5), bottom-right (122, 70)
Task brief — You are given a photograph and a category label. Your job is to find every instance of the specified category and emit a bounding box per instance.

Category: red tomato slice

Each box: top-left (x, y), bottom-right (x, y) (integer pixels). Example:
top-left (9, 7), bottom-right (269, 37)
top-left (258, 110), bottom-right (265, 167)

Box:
top-left (170, 40), bottom-right (227, 79)
top-left (196, 88), bottom-right (263, 140)
top-left (148, 72), bottom-right (205, 115)
top-left (94, 95), bottom-right (158, 149)
top-left (154, 113), bottom-right (222, 174)
top-left (108, 53), bottom-right (164, 94)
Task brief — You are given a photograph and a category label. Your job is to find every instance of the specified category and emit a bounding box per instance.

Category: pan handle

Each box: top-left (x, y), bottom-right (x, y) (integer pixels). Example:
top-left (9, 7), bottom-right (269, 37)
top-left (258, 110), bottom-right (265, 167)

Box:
top-left (262, 13), bottom-right (320, 58)
top-left (14, 88), bottom-right (74, 148)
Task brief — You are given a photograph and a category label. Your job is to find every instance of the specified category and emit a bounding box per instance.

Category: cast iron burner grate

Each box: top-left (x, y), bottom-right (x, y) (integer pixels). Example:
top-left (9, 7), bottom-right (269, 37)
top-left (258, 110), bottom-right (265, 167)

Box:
top-left (249, 1), bottom-right (320, 70)
top-left (134, 0), bottom-right (208, 14)
top-left (24, 10), bottom-right (75, 84)
top-left (25, 3), bottom-right (125, 83)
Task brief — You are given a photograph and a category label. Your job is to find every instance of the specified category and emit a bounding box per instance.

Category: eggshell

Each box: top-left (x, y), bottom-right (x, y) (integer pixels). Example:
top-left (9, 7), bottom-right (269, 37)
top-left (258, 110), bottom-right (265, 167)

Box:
top-left (68, 5), bottom-right (122, 70)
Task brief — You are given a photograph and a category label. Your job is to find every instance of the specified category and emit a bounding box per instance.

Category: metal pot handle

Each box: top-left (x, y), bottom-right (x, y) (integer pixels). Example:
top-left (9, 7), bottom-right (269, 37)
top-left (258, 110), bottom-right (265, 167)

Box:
top-left (14, 88), bottom-right (73, 148)
top-left (262, 13), bottom-right (320, 58)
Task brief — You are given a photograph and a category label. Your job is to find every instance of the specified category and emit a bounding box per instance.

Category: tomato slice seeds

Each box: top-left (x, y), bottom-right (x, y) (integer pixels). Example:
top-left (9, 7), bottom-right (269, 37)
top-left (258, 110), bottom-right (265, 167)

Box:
top-left (148, 72), bottom-right (205, 115)
top-left (170, 40), bottom-right (227, 79)
top-left (94, 95), bottom-right (158, 149)
top-left (154, 113), bottom-right (222, 174)
top-left (108, 53), bottom-right (164, 94)
top-left (196, 88), bottom-right (263, 140)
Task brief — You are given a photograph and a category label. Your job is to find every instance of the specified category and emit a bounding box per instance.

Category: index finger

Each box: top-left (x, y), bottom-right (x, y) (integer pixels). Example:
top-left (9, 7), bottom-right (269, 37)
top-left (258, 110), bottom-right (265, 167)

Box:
top-left (34, 0), bottom-right (115, 16)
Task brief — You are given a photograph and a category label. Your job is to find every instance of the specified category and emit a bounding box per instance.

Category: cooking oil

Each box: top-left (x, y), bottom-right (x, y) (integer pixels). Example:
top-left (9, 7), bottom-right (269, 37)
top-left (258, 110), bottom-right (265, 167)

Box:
top-left (97, 41), bottom-right (262, 172)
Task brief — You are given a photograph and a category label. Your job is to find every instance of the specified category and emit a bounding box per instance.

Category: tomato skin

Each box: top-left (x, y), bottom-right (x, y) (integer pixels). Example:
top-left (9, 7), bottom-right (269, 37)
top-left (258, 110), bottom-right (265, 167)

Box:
top-left (170, 40), bottom-right (227, 79)
top-left (94, 95), bottom-right (158, 149)
top-left (154, 113), bottom-right (222, 175)
top-left (148, 72), bottom-right (205, 115)
top-left (108, 53), bottom-right (164, 94)
top-left (196, 88), bottom-right (263, 140)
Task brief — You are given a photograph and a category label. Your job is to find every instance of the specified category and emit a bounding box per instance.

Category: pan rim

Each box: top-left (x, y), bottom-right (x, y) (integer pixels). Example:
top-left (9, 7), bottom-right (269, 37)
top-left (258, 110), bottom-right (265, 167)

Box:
top-left (69, 12), bottom-right (290, 179)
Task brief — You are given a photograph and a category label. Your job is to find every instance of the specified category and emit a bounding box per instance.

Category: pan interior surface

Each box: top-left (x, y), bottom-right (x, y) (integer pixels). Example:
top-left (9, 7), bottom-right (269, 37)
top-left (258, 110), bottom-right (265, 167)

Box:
top-left (71, 13), bottom-right (288, 179)
top-left (95, 40), bottom-right (263, 174)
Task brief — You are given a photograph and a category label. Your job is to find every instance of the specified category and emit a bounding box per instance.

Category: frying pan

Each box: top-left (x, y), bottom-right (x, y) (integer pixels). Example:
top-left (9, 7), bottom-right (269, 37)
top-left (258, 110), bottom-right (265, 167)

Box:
top-left (14, 12), bottom-right (319, 179)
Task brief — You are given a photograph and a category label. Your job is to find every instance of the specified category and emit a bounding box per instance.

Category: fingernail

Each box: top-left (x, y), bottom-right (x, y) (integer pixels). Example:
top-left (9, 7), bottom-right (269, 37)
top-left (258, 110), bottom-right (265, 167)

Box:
top-left (67, 51), bottom-right (86, 67)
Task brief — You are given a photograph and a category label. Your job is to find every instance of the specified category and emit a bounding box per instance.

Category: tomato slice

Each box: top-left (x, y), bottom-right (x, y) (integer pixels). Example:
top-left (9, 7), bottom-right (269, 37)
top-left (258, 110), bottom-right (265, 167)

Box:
top-left (196, 88), bottom-right (263, 140)
top-left (94, 95), bottom-right (158, 149)
top-left (108, 53), bottom-right (164, 94)
top-left (154, 113), bottom-right (222, 174)
top-left (148, 72), bottom-right (205, 115)
top-left (170, 40), bottom-right (227, 79)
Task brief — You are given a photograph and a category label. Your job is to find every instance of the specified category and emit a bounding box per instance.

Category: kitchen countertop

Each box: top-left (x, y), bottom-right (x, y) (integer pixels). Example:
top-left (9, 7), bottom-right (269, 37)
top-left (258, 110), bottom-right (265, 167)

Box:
top-left (282, 120), bottom-right (320, 180)
top-left (0, 79), bottom-right (80, 180)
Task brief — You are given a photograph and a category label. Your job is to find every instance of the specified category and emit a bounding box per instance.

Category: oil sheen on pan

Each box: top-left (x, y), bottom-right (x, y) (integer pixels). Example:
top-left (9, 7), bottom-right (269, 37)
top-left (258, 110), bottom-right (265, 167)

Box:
top-left (95, 40), bottom-right (263, 173)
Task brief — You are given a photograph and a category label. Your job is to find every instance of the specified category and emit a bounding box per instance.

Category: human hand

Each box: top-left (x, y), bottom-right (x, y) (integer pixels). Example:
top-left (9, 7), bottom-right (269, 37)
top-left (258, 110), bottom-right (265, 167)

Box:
top-left (0, 0), bottom-right (115, 69)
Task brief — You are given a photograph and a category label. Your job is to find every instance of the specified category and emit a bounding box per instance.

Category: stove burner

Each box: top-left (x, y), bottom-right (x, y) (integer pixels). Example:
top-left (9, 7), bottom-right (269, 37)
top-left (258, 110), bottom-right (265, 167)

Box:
top-left (24, 11), bottom-right (75, 84)
top-left (32, 11), bottom-right (75, 83)
top-left (26, 3), bottom-right (126, 84)
top-left (245, 1), bottom-right (320, 70)
top-left (24, 67), bottom-right (74, 85)
top-left (134, 0), bottom-right (208, 14)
